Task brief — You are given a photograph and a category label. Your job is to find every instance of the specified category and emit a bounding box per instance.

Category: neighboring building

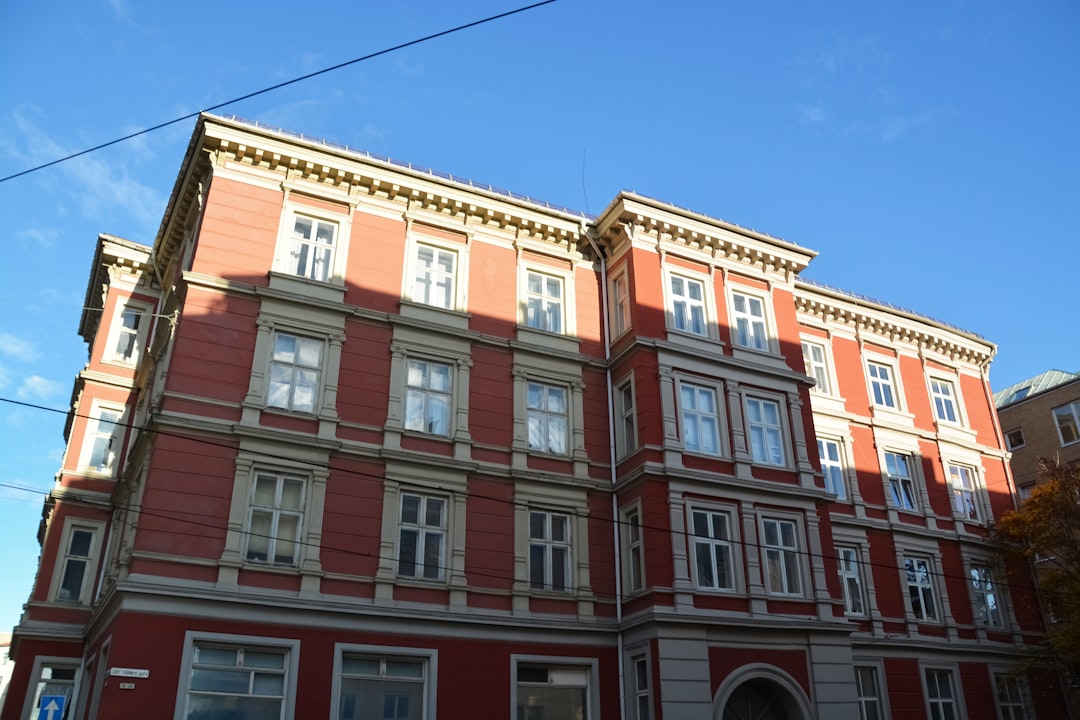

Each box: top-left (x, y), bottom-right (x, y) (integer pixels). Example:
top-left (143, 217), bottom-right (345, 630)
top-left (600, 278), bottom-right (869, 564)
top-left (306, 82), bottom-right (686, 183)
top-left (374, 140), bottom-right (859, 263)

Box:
top-left (0, 633), bottom-right (13, 715)
top-left (1, 114), bottom-right (1067, 719)
top-left (995, 369), bottom-right (1080, 492)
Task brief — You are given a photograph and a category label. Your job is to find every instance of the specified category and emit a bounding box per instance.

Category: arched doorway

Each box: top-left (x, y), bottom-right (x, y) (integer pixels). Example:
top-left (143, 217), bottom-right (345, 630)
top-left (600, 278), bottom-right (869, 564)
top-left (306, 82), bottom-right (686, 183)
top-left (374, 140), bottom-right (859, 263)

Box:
top-left (714, 664), bottom-right (813, 720)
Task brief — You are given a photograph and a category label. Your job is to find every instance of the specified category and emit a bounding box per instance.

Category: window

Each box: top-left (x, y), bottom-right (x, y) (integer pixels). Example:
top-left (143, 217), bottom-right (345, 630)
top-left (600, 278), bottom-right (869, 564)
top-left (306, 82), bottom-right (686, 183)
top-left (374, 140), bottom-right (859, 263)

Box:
top-left (867, 361), bottom-right (897, 409)
top-left (905, 556), bottom-right (938, 621)
top-left (631, 655), bottom-right (650, 720)
top-left (801, 340), bottom-right (831, 394)
top-left (924, 669), bottom-right (958, 720)
top-left (57, 526), bottom-right (97, 603)
top-left (930, 379), bottom-right (959, 424)
top-left (524, 270), bottom-right (564, 333)
top-left (970, 565), bottom-right (1002, 626)
top-left (404, 359), bottom-right (451, 436)
top-left (615, 380), bottom-right (636, 458)
top-left (527, 382), bottom-right (569, 455)
top-left (398, 494), bottom-right (445, 581)
top-left (1004, 428), bottom-right (1025, 451)
top-left (818, 439), bottom-right (847, 500)
top-left (690, 508), bottom-right (735, 590)
top-left (284, 213), bottom-right (336, 282)
top-left (84, 406), bottom-right (123, 473)
top-left (1053, 400), bottom-right (1080, 445)
top-left (337, 653), bottom-right (427, 720)
top-left (411, 243), bottom-right (457, 309)
top-left (184, 642), bottom-right (289, 720)
top-left (837, 546), bottom-right (865, 615)
top-left (948, 464), bottom-right (980, 521)
top-left (746, 397), bottom-right (785, 466)
top-left (680, 383), bottom-right (722, 456)
top-left (622, 508), bottom-right (644, 593)
top-left (110, 303), bottom-right (148, 364)
top-left (669, 274), bottom-right (707, 336)
top-left (246, 470), bottom-right (305, 566)
top-left (854, 666), bottom-right (883, 720)
top-left (25, 662), bottom-right (79, 720)
top-left (610, 273), bottom-right (630, 336)
top-left (995, 674), bottom-right (1030, 720)
top-left (731, 290), bottom-right (769, 351)
top-left (516, 664), bottom-right (590, 720)
top-left (762, 518), bottom-right (802, 595)
top-left (884, 452), bottom-right (917, 511)
top-left (267, 333), bottom-right (322, 413)
top-left (529, 511), bottom-right (571, 592)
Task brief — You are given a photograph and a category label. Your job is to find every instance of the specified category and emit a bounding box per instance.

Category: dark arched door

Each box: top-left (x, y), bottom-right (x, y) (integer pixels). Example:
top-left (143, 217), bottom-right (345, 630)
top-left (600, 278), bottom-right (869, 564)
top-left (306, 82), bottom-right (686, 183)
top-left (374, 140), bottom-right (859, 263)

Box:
top-left (722, 679), bottom-right (790, 720)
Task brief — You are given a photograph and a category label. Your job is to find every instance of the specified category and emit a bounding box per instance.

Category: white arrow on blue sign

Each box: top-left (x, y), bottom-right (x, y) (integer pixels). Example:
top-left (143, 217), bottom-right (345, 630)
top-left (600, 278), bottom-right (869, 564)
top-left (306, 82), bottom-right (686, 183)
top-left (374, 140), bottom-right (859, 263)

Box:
top-left (38, 696), bottom-right (66, 720)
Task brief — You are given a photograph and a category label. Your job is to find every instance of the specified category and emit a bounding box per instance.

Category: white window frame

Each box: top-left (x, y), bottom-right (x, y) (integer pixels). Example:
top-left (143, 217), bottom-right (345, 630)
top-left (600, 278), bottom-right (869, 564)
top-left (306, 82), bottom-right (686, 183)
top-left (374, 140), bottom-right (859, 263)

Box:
top-left (884, 451), bottom-right (919, 511)
top-left (1004, 428), bottom-right (1025, 451)
top-left (520, 266), bottom-right (573, 336)
top-left (610, 269), bottom-right (631, 338)
top-left (266, 331), bottom-right (324, 414)
top-left (689, 505), bottom-right (738, 592)
top-left (19, 656), bottom-right (83, 720)
top-left (761, 516), bottom-right (804, 596)
top-left (745, 394), bottom-right (788, 467)
top-left (409, 241), bottom-right (459, 310)
top-left (331, 644), bottom-right (437, 720)
top-left (79, 402), bottom-right (125, 476)
top-left (837, 545), bottom-right (865, 616)
top-left (678, 380), bottom-right (725, 457)
top-left (854, 664), bottom-right (887, 720)
top-left (929, 377), bottom-right (961, 425)
top-left (1052, 400), bottom-right (1080, 446)
top-left (397, 492), bottom-right (447, 582)
top-left (528, 509), bottom-right (573, 593)
top-left (50, 520), bottom-right (105, 605)
top-left (621, 504), bottom-right (645, 594)
top-left (404, 358), bottom-right (453, 437)
top-left (615, 377), bottom-right (637, 459)
top-left (818, 438), bottom-right (848, 500)
top-left (948, 464), bottom-right (982, 522)
top-left (660, 267), bottom-right (712, 341)
top-left (511, 655), bottom-right (599, 720)
top-left (245, 469), bottom-right (306, 567)
top-left (969, 564), bottom-right (1003, 627)
top-left (993, 672), bottom-right (1031, 720)
top-left (904, 555), bottom-right (940, 622)
top-left (801, 339), bottom-right (832, 395)
top-left (922, 667), bottom-right (961, 720)
top-left (273, 203), bottom-right (351, 285)
top-left (526, 381), bottom-right (570, 456)
top-left (867, 360), bottom-right (899, 409)
top-left (630, 653), bottom-right (651, 720)
top-left (105, 300), bottom-right (152, 366)
top-left (173, 631), bottom-right (300, 720)
top-left (728, 287), bottom-right (773, 352)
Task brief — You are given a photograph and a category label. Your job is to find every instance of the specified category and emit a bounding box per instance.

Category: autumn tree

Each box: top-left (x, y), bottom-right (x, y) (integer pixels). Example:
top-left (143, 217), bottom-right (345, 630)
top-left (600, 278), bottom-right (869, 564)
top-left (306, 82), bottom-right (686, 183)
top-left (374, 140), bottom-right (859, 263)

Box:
top-left (994, 459), bottom-right (1080, 666)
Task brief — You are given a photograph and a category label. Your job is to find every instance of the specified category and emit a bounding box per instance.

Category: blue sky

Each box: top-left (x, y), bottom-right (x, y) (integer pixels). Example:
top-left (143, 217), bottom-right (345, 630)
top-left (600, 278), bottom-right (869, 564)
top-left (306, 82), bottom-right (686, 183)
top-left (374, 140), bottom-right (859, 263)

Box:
top-left (0, 1), bottom-right (1077, 632)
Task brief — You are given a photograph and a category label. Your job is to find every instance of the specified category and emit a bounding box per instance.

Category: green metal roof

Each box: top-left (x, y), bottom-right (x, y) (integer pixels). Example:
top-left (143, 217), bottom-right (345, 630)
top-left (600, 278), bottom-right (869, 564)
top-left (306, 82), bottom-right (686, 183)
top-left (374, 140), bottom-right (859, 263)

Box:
top-left (993, 369), bottom-right (1080, 408)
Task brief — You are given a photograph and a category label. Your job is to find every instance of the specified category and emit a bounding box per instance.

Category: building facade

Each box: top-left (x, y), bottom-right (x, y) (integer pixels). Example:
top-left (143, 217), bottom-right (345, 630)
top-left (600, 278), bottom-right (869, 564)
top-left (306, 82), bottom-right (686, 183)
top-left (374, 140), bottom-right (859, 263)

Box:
top-left (1, 114), bottom-right (1066, 720)
top-left (995, 369), bottom-right (1080, 492)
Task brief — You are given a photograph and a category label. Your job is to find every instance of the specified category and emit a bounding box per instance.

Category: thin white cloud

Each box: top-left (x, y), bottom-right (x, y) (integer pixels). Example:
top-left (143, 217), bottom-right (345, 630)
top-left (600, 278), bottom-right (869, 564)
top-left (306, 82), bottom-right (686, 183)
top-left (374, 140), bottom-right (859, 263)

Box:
top-left (15, 375), bottom-right (63, 402)
top-left (3, 105), bottom-right (165, 234)
top-left (0, 365), bottom-right (11, 391)
top-left (104, 0), bottom-right (132, 22)
top-left (15, 227), bottom-right (58, 249)
top-left (0, 333), bottom-right (39, 363)
top-left (796, 104), bottom-right (828, 126)
top-left (879, 106), bottom-right (959, 143)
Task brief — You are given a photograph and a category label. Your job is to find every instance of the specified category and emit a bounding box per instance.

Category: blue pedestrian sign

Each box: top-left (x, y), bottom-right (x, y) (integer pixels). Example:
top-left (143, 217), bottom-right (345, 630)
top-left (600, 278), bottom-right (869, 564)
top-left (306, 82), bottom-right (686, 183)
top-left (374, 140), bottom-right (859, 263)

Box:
top-left (38, 696), bottom-right (66, 720)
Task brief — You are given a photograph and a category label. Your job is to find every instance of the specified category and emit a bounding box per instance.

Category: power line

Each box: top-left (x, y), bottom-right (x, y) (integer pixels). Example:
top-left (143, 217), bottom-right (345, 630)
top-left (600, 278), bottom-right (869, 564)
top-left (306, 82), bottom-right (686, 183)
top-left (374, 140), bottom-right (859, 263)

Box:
top-left (0, 0), bottom-right (559, 185)
top-left (0, 396), bottom-right (1041, 603)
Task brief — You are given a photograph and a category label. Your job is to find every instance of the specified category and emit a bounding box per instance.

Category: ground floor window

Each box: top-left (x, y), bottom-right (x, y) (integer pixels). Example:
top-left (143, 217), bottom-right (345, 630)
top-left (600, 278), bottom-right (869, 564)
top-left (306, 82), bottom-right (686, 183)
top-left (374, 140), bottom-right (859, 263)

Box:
top-left (183, 642), bottom-right (289, 720)
top-left (337, 653), bottom-right (427, 720)
top-left (25, 662), bottom-right (79, 720)
top-left (516, 663), bottom-right (592, 720)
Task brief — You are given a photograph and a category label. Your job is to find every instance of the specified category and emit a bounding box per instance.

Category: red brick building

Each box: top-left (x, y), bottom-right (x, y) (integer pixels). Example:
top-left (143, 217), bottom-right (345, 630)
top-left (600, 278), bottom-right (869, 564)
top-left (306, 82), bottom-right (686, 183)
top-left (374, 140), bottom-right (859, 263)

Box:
top-left (2, 114), bottom-right (1066, 719)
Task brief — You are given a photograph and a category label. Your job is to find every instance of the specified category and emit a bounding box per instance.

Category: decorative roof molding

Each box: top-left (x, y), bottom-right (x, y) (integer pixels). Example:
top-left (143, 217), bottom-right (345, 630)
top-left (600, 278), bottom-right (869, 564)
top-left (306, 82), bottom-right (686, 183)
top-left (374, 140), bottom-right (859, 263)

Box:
top-left (591, 192), bottom-right (817, 278)
top-left (79, 234), bottom-right (152, 347)
top-left (794, 280), bottom-right (995, 368)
